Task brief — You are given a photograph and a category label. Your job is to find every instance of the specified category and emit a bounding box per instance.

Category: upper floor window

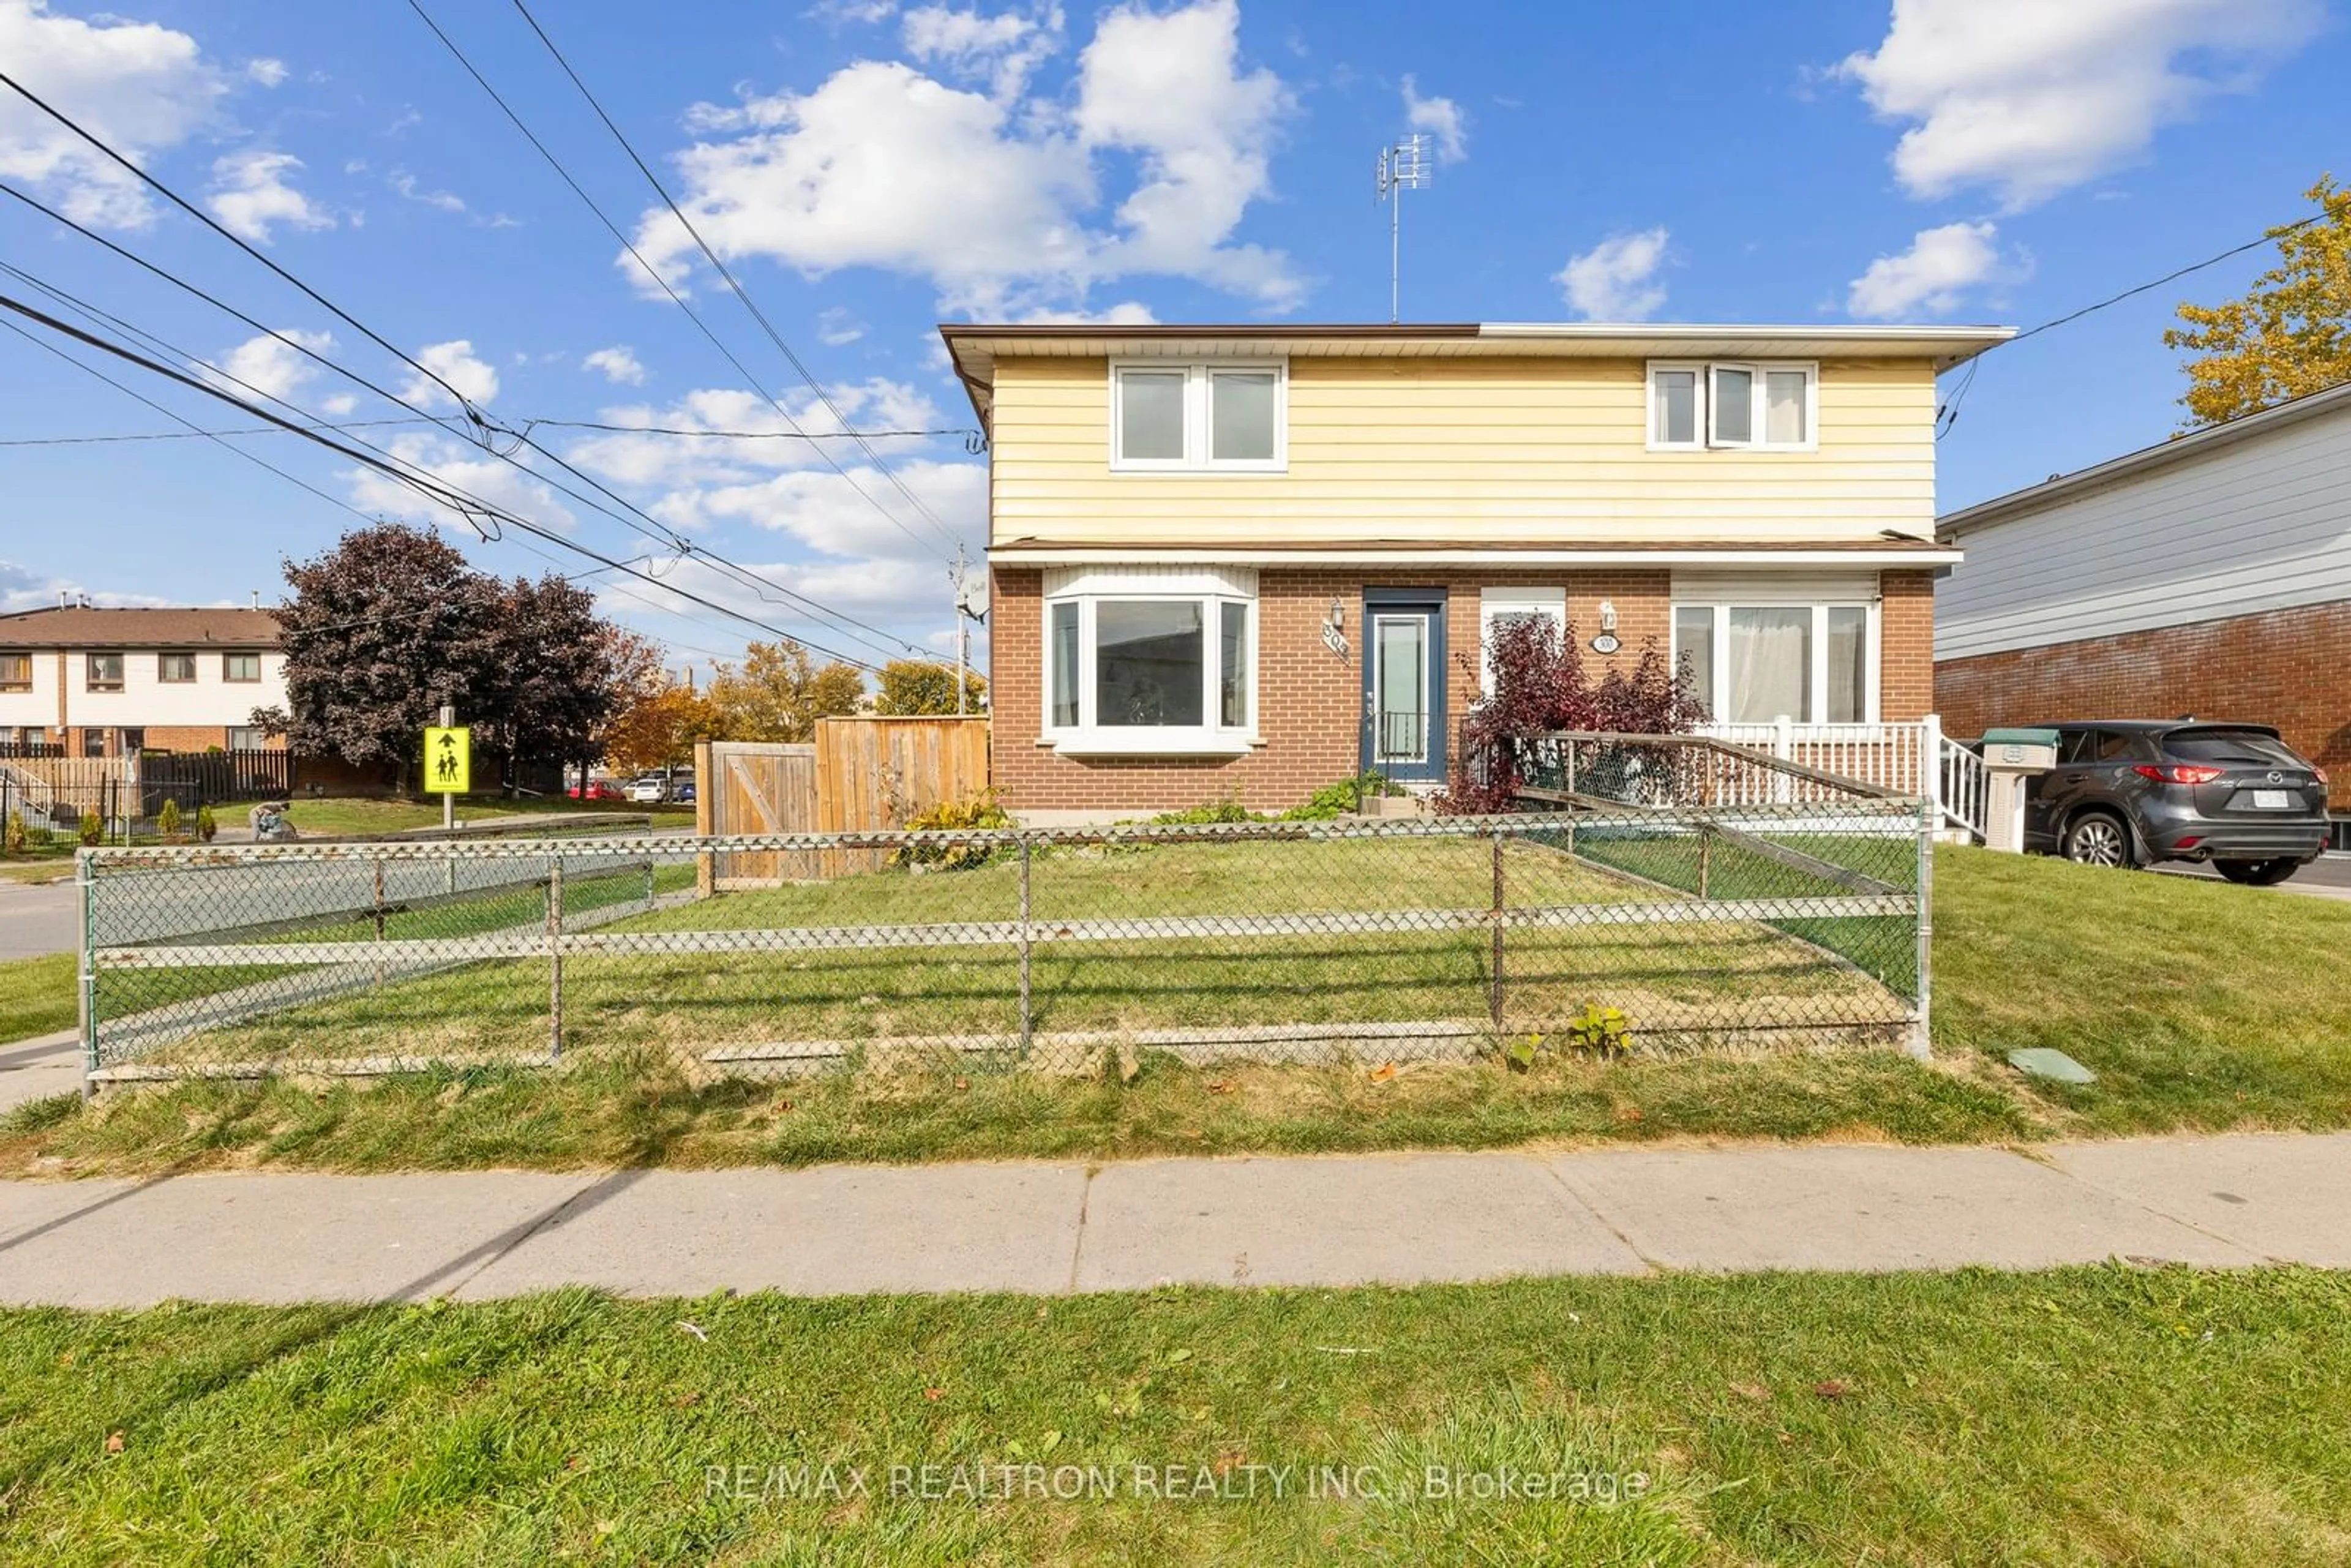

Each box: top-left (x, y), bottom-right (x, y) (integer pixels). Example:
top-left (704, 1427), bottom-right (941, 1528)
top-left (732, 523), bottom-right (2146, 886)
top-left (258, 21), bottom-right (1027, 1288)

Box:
top-left (1648, 361), bottom-right (1815, 452)
top-left (0, 653), bottom-right (29, 692)
top-left (159, 651), bottom-right (198, 683)
top-left (86, 652), bottom-right (124, 692)
top-left (223, 651), bottom-right (263, 683)
top-left (1111, 361), bottom-right (1286, 473)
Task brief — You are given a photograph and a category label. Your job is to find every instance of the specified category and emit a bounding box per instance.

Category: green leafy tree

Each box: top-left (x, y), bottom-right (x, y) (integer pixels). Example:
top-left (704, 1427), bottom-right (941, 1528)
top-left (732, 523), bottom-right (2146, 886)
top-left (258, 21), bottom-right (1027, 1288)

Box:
top-left (2166, 175), bottom-right (2351, 427)
top-left (706, 640), bottom-right (866, 743)
top-left (874, 659), bottom-right (986, 716)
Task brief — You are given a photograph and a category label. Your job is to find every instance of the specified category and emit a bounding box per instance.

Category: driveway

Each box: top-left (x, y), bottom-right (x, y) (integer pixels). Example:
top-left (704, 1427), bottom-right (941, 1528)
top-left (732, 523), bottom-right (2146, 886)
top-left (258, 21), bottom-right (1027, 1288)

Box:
top-left (2154, 852), bottom-right (2351, 902)
top-left (0, 882), bottom-right (77, 961)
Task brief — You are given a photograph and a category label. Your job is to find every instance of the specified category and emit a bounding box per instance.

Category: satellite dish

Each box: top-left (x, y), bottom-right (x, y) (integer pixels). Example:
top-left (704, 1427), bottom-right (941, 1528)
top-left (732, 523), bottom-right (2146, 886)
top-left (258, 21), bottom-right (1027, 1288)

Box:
top-left (957, 580), bottom-right (989, 621)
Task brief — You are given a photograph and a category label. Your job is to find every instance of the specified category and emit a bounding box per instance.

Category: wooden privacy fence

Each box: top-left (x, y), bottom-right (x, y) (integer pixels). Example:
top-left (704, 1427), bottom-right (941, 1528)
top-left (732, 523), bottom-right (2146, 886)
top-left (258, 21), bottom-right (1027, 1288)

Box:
top-left (696, 716), bottom-right (991, 887)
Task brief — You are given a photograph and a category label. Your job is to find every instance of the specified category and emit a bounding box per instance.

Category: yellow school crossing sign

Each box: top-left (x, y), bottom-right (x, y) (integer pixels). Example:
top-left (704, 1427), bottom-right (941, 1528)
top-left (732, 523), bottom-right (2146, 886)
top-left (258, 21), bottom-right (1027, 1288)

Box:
top-left (424, 726), bottom-right (471, 793)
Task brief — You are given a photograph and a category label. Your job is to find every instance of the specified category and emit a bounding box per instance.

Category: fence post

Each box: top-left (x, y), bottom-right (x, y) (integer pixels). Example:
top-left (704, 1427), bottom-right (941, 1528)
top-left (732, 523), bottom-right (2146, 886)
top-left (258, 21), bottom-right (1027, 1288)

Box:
top-left (1908, 803), bottom-right (1934, 1060)
top-left (1772, 715), bottom-right (1794, 805)
top-left (1488, 828), bottom-right (1505, 1026)
top-left (547, 854), bottom-right (564, 1062)
top-left (1018, 833), bottom-right (1033, 1055)
top-left (372, 854), bottom-right (387, 989)
top-left (77, 847), bottom-right (96, 1100)
top-left (1563, 738), bottom-right (1578, 857)
top-left (1697, 820), bottom-right (1713, 901)
top-left (694, 737), bottom-right (714, 899)
top-left (1921, 712), bottom-right (1944, 827)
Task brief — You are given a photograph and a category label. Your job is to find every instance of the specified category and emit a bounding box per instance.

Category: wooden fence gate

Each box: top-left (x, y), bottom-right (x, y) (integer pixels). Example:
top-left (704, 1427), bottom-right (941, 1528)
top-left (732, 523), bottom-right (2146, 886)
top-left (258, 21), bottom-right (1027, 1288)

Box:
top-left (696, 716), bottom-right (991, 887)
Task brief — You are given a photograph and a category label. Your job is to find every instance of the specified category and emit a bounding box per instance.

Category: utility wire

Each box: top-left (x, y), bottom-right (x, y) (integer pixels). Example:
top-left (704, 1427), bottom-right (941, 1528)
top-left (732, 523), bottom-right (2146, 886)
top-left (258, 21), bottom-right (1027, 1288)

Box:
top-left (0, 416), bottom-right (970, 447)
top-left (406, 0), bottom-right (962, 566)
top-left (0, 68), bottom-right (486, 421)
top-left (509, 0), bottom-right (966, 554)
top-left (1937, 210), bottom-right (2328, 440)
top-left (0, 212), bottom-right (923, 660)
top-left (0, 290), bottom-right (891, 672)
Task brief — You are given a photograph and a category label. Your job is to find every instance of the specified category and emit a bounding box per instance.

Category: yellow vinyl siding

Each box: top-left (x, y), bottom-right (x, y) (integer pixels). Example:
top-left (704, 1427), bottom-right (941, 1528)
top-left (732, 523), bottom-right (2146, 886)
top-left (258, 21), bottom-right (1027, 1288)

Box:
top-left (988, 355), bottom-right (1938, 546)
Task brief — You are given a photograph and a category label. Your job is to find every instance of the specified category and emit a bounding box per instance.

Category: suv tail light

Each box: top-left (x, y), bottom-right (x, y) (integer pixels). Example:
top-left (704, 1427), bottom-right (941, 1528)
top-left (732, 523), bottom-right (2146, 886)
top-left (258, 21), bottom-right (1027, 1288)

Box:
top-left (2318, 767), bottom-right (2331, 786)
top-left (2134, 763), bottom-right (2224, 786)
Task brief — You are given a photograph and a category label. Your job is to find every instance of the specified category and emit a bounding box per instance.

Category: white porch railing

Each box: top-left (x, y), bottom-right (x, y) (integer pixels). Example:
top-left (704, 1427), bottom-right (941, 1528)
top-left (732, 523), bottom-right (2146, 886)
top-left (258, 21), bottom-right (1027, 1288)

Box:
top-left (1696, 717), bottom-right (1987, 840)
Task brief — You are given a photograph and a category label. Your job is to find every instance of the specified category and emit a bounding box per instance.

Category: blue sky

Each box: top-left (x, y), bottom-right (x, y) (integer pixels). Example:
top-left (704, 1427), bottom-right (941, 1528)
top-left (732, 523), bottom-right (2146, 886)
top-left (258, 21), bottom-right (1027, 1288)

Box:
top-left (1, 0), bottom-right (2344, 677)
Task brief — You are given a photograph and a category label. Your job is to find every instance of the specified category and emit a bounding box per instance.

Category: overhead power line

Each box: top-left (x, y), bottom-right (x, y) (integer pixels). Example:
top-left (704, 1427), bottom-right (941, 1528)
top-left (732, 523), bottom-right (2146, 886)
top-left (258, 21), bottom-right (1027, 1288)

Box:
top-left (0, 417), bottom-right (973, 448)
top-left (1936, 209), bottom-right (2329, 441)
top-left (1, 184), bottom-right (928, 661)
top-left (407, 0), bottom-right (965, 566)
top-left (0, 290), bottom-right (893, 673)
top-left (0, 67), bottom-right (486, 419)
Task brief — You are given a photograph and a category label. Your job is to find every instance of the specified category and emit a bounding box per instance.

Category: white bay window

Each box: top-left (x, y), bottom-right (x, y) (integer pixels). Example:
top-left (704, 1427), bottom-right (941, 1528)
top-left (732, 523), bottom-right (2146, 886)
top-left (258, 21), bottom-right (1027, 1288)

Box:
top-left (1672, 588), bottom-right (1877, 725)
top-left (1041, 566), bottom-right (1258, 755)
top-left (1649, 361), bottom-right (1816, 451)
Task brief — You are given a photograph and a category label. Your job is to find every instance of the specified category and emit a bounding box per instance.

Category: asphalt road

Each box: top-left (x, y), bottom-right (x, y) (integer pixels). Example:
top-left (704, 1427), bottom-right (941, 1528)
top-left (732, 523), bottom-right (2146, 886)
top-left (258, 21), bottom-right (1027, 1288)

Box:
top-left (0, 882), bottom-right (76, 961)
top-left (2154, 853), bottom-right (2351, 901)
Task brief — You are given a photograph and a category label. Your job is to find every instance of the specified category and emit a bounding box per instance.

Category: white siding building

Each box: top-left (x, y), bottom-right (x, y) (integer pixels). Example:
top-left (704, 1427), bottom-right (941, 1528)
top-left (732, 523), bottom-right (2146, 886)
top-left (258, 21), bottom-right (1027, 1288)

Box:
top-left (0, 604), bottom-right (288, 757)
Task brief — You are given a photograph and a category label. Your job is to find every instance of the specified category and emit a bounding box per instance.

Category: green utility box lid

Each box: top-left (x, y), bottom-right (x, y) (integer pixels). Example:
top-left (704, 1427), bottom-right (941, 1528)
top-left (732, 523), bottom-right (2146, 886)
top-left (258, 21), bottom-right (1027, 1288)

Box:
top-left (1981, 727), bottom-right (2060, 747)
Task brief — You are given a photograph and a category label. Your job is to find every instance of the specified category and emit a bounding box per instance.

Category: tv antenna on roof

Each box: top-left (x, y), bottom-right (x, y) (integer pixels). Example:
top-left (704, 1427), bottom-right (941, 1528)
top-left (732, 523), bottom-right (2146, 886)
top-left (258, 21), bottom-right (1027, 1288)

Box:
top-left (1376, 132), bottom-right (1433, 324)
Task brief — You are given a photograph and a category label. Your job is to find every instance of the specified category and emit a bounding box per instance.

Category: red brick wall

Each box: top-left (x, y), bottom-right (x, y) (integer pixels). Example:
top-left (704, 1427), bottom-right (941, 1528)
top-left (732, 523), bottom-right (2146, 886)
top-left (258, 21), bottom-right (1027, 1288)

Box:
top-left (992, 567), bottom-right (1724, 816)
top-left (1936, 600), bottom-right (2350, 810)
top-left (1880, 569), bottom-right (1935, 722)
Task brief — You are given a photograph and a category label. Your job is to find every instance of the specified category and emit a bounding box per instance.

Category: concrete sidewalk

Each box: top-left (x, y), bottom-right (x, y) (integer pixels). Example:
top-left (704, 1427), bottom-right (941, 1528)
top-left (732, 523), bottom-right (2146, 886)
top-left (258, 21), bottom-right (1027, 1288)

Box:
top-left (4, 1132), bottom-right (2347, 1308)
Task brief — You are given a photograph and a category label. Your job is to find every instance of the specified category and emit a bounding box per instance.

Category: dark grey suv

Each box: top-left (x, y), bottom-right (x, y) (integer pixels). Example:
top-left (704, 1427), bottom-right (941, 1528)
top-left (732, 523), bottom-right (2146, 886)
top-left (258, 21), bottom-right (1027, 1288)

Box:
top-left (2024, 721), bottom-right (2330, 885)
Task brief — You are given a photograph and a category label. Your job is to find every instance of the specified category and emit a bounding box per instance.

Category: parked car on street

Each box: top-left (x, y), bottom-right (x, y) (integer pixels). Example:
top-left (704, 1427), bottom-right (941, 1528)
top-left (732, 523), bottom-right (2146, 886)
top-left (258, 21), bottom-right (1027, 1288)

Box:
top-left (624, 773), bottom-right (669, 804)
top-left (568, 778), bottom-right (624, 802)
top-left (2024, 720), bottom-right (2330, 884)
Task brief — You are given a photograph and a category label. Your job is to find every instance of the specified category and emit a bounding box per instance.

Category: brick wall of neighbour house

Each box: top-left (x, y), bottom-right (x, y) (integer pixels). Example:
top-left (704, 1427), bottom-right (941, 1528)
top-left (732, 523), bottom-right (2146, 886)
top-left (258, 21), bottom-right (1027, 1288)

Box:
top-left (991, 566), bottom-right (1939, 816)
top-left (1935, 601), bottom-right (2350, 812)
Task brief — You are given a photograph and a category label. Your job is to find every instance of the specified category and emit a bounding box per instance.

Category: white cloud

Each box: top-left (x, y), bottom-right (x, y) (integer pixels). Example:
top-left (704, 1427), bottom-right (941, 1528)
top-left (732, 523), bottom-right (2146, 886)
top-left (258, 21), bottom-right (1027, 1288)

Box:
top-left (0, 0), bottom-right (227, 228)
top-left (816, 307), bottom-right (866, 345)
top-left (807, 0), bottom-right (899, 23)
top-left (206, 149), bottom-right (335, 242)
top-left (1835, 0), bottom-right (2324, 209)
top-left (1555, 228), bottom-right (1671, 321)
top-left (629, 0), bottom-right (1299, 317)
top-left (1846, 220), bottom-right (2012, 317)
top-left (0, 558), bottom-right (168, 613)
top-left (681, 458), bottom-right (986, 567)
top-left (583, 345), bottom-right (647, 385)
top-left (320, 392), bottom-right (358, 416)
top-left (1401, 74), bottom-right (1466, 163)
top-left (565, 380), bottom-right (945, 493)
top-left (203, 328), bottom-right (336, 405)
top-left (345, 432), bottom-right (577, 537)
top-left (389, 170), bottom-right (467, 214)
top-left (399, 339), bottom-right (499, 409)
top-left (901, 4), bottom-right (1062, 100)
top-left (246, 57), bottom-right (287, 88)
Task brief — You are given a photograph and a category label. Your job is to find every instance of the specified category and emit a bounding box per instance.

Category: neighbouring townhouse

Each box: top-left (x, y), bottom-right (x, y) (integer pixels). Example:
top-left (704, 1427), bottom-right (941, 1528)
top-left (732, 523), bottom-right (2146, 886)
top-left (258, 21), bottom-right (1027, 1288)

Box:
top-left (0, 602), bottom-right (287, 757)
top-left (942, 320), bottom-right (2012, 821)
top-left (1935, 378), bottom-right (2349, 841)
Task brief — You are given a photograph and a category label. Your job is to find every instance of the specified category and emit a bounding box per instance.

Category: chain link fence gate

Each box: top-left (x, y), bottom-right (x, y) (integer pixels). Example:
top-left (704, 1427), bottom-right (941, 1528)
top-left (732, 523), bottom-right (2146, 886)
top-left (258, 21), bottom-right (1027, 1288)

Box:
top-left (77, 741), bottom-right (1931, 1092)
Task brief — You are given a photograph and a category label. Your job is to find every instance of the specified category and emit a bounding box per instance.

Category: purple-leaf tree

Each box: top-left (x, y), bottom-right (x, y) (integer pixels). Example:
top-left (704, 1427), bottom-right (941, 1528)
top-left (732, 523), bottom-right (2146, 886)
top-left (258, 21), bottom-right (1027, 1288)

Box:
top-left (1441, 617), bottom-right (1706, 812)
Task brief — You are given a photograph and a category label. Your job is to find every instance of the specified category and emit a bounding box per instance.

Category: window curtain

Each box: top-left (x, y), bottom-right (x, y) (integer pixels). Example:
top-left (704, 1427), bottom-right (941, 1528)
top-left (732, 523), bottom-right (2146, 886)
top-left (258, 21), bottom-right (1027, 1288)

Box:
top-left (1728, 607), bottom-right (1810, 722)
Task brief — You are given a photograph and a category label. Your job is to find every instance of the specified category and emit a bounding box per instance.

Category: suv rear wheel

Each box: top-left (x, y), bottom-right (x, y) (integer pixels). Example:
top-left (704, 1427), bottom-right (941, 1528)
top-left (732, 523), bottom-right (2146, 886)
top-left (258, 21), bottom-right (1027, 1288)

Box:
top-left (2215, 857), bottom-right (2300, 887)
top-left (2063, 811), bottom-right (2136, 868)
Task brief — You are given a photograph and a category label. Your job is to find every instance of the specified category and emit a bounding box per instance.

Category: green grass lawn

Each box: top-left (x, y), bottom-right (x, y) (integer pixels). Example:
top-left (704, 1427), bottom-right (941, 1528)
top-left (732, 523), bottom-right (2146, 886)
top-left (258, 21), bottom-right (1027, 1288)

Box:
top-left (6, 843), bottom-right (2348, 1174)
top-left (3, 1266), bottom-right (2348, 1564)
top-left (274, 795), bottom-right (693, 838)
top-left (0, 952), bottom-right (75, 1044)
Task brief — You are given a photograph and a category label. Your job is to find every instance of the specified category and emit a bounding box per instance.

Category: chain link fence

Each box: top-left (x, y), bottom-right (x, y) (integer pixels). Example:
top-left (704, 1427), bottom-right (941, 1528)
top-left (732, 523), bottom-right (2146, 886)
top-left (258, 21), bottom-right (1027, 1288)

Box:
top-left (77, 743), bottom-right (1929, 1091)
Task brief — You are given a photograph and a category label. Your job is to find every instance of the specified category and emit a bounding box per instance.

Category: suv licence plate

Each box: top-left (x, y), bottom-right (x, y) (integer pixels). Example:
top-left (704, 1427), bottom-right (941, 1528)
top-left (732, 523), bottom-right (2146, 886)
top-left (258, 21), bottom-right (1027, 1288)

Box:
top-left (2248, 789), bottom-right (2293, 809)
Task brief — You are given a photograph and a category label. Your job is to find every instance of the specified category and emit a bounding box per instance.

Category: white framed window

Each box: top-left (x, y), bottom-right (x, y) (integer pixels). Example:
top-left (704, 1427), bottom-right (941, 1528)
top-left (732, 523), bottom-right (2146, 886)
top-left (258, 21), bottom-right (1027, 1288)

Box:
top-left (159, 651), bottom-right (198, 683)
top-left (1671, 599), bottom-right (1877, 724)
top-left (1110, 361), bottom-right (1287, 473)
top-left (1648, 361), bottom-right (1816, 452)
top-left (1477, 586), bottom-right (1566, 696)
top-left (1040, 566), bottom-right (1259, 755)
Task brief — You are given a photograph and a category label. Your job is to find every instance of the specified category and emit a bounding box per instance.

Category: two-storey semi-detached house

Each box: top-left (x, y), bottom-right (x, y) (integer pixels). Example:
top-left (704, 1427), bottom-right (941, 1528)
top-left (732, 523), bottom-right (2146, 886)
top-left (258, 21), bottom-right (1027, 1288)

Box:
top-left (942, 321), bottom-right (2012, 820)
top-left (0, 605), bottom-right (288, 757)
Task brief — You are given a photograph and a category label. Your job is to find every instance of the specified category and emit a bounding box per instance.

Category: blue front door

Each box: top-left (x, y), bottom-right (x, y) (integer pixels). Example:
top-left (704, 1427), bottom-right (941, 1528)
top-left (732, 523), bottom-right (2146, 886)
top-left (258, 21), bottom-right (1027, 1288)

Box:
top-left (1361, 593), bottom-right (1447, 784)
